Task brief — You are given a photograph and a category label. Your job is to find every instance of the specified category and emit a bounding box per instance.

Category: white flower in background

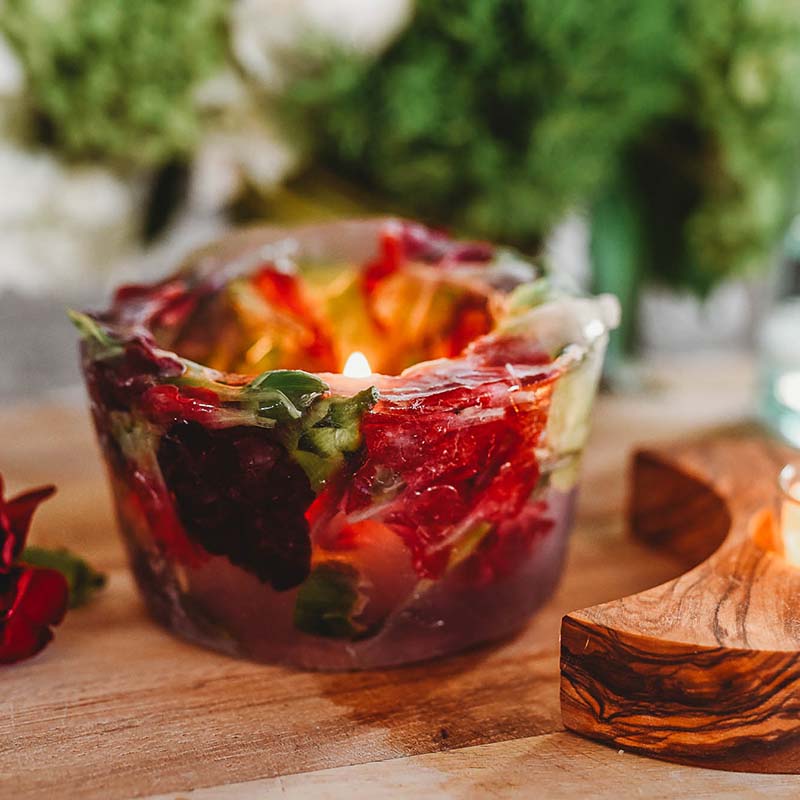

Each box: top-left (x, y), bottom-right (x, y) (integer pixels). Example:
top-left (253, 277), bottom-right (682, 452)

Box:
top-left (300, 0), bottom-right (413, 53)
top-left (0, 143), bottom-right (144, 295)
top-left (0, 30), bottom-right (147, 295)
top-left (215, 0), bottom-right (412, 206)
top-left (0, 32), bottom-right (23, 96)
top-left (0, 145), bottom-right (56, 224)
top-left (191, 124), bottom-right (297, 212)
top-left (0, 31), bottom-right (26, 138)
top-left (231, 0), bottom-right (413, 90)
top-left (192, 69), bottom-right (299, 212)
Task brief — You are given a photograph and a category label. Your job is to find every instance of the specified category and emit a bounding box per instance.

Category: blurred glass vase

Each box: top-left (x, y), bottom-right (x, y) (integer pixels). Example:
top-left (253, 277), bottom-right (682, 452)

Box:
top-left (759, 240), bottom-right (800, 448)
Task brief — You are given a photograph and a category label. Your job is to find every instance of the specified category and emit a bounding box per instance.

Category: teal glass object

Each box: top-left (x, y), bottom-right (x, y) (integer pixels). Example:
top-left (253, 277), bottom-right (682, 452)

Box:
top-left (759, 227), bottom-right (800, 449)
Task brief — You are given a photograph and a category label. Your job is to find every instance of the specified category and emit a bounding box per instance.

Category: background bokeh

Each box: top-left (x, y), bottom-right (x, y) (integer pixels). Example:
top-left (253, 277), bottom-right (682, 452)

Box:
top-left (1, 0), bottom-right (799, 401)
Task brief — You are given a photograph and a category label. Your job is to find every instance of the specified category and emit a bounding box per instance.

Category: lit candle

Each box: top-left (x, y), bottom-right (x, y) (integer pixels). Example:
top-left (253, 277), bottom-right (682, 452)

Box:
top-left (780, 463), bottom-right (800, 565)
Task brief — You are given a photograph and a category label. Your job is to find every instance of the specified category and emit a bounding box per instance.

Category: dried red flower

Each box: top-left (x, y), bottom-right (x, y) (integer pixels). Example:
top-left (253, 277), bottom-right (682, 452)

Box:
top-left (0, 566), bottom-right (68, 664)
top-left (0, 476), bottom-right (69, 663)
top-left (0, 479), bottom-right (56, 571)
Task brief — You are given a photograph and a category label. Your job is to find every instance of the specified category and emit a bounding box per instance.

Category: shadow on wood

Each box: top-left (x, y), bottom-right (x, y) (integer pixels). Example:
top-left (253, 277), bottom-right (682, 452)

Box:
top-left (560, 426), bottom-right (800, 773)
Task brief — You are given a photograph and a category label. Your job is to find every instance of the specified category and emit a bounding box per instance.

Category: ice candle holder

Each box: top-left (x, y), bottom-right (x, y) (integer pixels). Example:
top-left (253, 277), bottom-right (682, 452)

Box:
top-left (74, 219), bottom-right (618, 670)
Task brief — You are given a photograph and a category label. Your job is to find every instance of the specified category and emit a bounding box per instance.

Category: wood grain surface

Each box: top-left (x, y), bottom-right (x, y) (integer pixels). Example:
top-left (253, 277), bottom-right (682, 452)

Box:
top-left (2, 354), bottom-right (799, 798)
top-left (561, 428), bottom-right (800, 772)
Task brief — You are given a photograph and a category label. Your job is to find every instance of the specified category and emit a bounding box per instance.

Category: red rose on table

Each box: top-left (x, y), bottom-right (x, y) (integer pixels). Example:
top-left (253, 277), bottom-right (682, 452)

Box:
top-left (0, 477), bottom-right (68, 664)
top-left (0, 565), bottom-right (68, 664)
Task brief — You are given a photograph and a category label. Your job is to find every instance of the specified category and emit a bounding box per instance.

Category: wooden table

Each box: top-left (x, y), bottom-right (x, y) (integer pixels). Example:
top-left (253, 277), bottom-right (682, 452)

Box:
top-left (2, 353), bottom-right (798, 799)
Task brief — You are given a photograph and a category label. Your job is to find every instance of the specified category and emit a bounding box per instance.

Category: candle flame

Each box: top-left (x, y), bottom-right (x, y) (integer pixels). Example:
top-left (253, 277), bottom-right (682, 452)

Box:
top-left (343, 351), bottom-right (372, 378)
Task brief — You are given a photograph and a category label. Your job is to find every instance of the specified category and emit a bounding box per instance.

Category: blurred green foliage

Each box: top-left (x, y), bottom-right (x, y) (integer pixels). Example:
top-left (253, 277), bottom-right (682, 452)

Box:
top-left (624, 2), bottom-right (800, 292)
top-left (286, 1), bottom-right (681, 249)
top-left (285, 0), bottom-right (800, 293)
top-left (2, 0), bottom-right (798, 299)
top-left (2, 0), bottom-right (227, 168)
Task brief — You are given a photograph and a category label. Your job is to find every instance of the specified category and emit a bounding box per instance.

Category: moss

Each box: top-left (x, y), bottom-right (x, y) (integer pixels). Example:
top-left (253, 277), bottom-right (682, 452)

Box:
top-left (2, 0), bottom-right (228, 168)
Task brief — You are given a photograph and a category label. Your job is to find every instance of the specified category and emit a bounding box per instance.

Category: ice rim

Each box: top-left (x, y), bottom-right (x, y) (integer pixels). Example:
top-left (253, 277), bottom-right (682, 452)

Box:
top-left (70, 217), bottom-right (621, 396)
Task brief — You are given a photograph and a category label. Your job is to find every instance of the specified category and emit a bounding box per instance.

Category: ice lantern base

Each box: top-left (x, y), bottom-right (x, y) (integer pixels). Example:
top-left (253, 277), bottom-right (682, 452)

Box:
top-left (75, 219), bottom-right (617, 670)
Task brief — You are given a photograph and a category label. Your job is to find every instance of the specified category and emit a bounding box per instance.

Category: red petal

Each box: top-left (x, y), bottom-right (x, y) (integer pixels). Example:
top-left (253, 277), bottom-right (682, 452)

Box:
top-left (0, 522), bottom-right (12, 573)
top-left (1, 486), bottom-right (56, 568)
top-left (0, 566), bottom-right (67, 664)
top-left (9, 567), bottom-right (69, 627)
top-left (140, 384), bottom-right (220, 425)
top-left (0, 474), bottom-right (8, 569)
top-left (0, 611), bottom-right (51, 664)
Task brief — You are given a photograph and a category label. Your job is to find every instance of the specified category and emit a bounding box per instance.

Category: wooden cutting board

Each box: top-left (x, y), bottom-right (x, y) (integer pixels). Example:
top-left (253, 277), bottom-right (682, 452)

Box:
top-left (1, 355), bottom-right (799, 799)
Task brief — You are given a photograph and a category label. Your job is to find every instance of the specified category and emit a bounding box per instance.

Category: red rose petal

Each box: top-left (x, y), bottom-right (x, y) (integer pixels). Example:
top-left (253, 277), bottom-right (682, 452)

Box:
top-left (0, 611), bottom-right (50, 664)
top-left (341, 344), bottom-right (558, 579)
top-left (9, 567), bottom-right (69, 628)
top-left (0, 478), bottom-right (56, 572)
top-left (0, 566), bottom-right (68, 664)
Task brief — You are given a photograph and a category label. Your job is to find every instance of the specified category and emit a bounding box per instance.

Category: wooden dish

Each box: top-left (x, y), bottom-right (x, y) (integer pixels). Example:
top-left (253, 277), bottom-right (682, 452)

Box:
top-left (560, 427), bottom-right (800, 772)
